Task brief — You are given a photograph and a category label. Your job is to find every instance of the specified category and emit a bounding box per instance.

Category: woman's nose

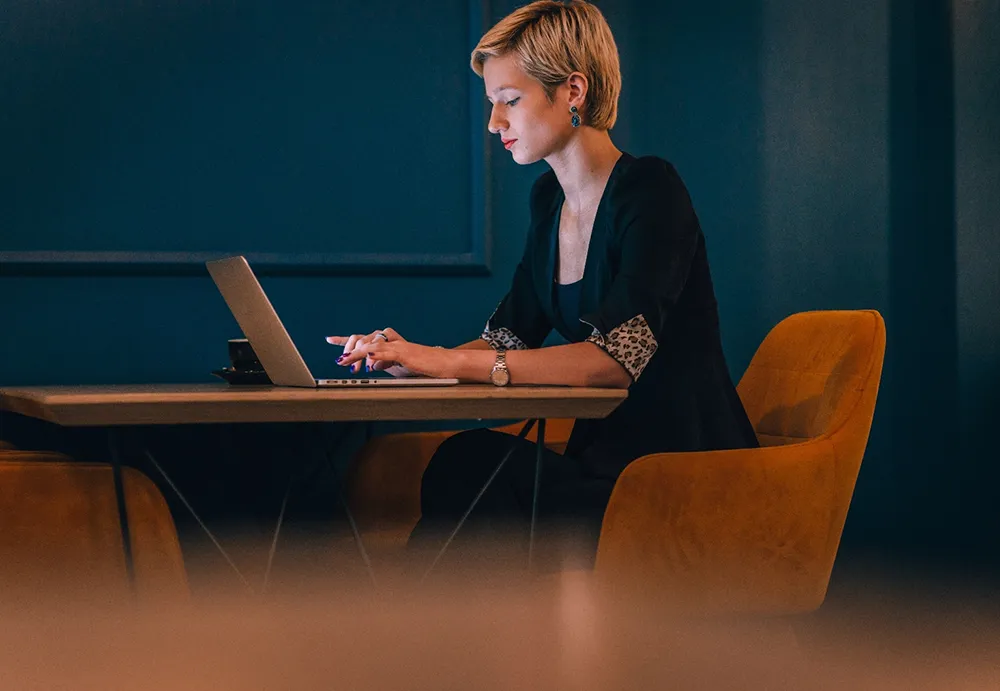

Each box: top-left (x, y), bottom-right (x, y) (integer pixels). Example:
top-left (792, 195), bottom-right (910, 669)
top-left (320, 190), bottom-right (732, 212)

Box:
top-left (487, 105), bottom-right (507, 135)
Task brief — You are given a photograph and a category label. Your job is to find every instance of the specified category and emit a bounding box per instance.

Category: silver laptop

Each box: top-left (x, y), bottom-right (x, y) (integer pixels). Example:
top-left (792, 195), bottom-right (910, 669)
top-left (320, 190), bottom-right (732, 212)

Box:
top-left (206, 256), bottom-right (460, 388)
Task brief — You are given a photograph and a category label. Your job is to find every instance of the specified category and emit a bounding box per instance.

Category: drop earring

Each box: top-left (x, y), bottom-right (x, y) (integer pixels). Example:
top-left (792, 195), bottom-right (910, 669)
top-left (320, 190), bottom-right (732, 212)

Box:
top-left (570, 105), bottom-right (580, 128)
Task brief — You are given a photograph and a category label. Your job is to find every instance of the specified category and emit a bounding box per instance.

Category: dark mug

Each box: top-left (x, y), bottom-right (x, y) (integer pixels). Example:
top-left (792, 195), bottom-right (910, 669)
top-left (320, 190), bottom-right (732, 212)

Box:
top-left (228, 338), bottom-right (264, 373)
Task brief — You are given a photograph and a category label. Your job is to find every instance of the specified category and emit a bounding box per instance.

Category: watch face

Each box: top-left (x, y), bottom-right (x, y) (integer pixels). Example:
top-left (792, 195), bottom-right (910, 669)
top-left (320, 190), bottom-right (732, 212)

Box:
top-left (491, 368), bottom-right (510, 386)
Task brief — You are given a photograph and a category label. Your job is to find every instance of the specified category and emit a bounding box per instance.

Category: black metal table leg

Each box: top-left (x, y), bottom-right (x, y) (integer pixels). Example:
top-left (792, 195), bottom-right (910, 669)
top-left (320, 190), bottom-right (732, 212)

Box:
top-left (143, 449), bottom-right (256, 594)
top-left (107, 429), bottom-right (135, 590)
top-left (421, 419), bottom-right (538, 582)
top-left (528, 418), bottom-right (546, 570)
top-left (319, 445), bottom-right (378, 589)
top-left (260, 422), bottom-right (371, 591)
top-left (262, 472), bottom-right (294, 594)
top-left (137, 422), bottom-right (368, 595)
top-left (301, 421), bottom-right (378, 588)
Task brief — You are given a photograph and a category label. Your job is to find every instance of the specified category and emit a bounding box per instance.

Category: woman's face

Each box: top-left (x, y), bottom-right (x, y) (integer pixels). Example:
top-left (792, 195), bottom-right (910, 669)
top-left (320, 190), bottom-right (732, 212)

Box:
top-left (483, 54), bottom-right (571, 165)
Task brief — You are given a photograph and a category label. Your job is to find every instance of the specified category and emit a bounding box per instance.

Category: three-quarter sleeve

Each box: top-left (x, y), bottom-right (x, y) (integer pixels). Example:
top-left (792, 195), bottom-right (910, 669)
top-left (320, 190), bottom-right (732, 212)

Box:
top-left (480, 175), bottom-right (556, 351)
top-left (580, 160), bottom-right (701, 381)
top-left (481, 255), bottom-right (551, 350)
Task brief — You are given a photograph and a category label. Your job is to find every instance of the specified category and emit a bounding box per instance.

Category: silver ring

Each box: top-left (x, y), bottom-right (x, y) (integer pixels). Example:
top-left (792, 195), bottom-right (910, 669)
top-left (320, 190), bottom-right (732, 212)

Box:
top-left (374, 332), bottom-right (389, 343)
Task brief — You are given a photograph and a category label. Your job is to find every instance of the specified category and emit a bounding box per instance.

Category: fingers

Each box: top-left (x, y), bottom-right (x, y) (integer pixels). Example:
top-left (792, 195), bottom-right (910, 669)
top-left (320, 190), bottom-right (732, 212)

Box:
top-left (363, 343), bottom-right (397, 373)
top-left (346, 335), bottom-right (366, 371)
top-left (328, 329), bottom-right (403, 371)
top-left (331, 329), bottom-right (409, 374)
top-left (334, 334), bottom-right (364, 372)
top-left (360, 330), bottom-right (390, 371)
top-left (363, 343), bottom-right (391, 360)
top-left (328, 329), bottom-right (400, 346)
top-left (356, 344), bottom-right (418, 378)
top-left (332, 331), bottom-right (382, 373)
top-left (337, 340), bottom-right (396, 374)
top-left (336, 349), bottom-right (360, 369)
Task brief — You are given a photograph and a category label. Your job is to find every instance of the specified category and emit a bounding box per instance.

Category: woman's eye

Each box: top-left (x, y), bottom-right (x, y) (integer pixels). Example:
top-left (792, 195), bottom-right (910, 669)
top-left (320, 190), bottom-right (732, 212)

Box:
top-left (506, 97), bottom-right (520, 106)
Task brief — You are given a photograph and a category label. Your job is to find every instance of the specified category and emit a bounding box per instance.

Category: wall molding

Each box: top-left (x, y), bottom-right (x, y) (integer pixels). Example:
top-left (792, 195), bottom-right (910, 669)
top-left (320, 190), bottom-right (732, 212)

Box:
top-left (0, 0), bottom-right (492, 277)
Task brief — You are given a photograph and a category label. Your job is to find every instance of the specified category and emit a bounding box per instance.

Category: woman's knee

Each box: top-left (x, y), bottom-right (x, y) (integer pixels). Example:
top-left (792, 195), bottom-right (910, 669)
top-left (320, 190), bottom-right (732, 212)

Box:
top-left (421, 429), bottom-right (499, 501)
top-left (423, 428), bottom-right (513, 477)
top-left (424, 428), bottom-right (491, 480)
top-left (420, 428), bottom-right (528, 515)
top-left (435, 427), bottom-right (505, 455)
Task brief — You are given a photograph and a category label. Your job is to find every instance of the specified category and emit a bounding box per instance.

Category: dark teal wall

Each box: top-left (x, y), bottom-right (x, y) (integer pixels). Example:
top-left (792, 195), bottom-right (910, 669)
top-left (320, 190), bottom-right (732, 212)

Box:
top-left (1, 0), bottom-right (508, 388)
top-left (630, 0), bottom-right (894, 557)
top-left (2, 1), bottom-right (997, 569)
top-left (624, 0), bottom-right (767, 376)
top-left (628, 0), bottom-right (999, 570)
top-left (955, 0), bottom-right (1000, 561)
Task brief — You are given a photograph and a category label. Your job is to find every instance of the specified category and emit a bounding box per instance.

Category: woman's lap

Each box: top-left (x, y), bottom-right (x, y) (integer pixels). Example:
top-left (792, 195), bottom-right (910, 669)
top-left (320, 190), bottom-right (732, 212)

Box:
top-left (411, 428), bottom-right (615, 571)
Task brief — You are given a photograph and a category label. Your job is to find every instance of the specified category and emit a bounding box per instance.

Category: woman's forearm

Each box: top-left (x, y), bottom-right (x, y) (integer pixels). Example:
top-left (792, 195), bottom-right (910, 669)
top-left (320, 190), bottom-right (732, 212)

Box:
top-left (453, 339), bottom-right (494, 350)
top-left (453, 342), bottom-right (631, 389)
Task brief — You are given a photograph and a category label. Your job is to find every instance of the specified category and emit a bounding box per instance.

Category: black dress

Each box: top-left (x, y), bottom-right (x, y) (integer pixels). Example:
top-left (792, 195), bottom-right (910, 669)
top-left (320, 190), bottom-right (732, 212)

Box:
top-left (411, 153), bottom-right (759, 570)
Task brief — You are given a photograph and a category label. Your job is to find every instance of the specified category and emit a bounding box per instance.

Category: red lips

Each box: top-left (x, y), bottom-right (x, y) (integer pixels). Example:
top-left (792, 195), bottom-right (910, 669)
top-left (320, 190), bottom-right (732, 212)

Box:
top-left (502, 138), bottom-right (517, 150)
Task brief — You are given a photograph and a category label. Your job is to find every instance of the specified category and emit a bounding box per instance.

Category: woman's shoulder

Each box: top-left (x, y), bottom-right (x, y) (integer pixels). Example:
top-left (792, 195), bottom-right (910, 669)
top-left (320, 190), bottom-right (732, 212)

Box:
top-left (609, 153), bottom-right (695, 219)
top-left (613, 153), bottom-right (685, 197)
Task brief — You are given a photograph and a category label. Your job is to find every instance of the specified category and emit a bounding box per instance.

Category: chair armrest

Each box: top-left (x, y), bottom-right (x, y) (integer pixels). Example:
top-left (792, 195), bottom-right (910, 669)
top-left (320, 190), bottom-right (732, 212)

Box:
top-left (0, 450), bottom-right (76, 463)
top-left (345, 431), bottom-right (455, 550)
top-left (594, 439), bottom-right (839, 615)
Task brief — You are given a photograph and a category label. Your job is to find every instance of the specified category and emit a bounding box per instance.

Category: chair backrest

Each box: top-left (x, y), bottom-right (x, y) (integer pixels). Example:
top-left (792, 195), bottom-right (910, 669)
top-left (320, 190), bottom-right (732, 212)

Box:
top-left (737, 310), bottom-right (886, 448)
top-left (0, 455), bottom-right (189, 603)
top-left (738, 310), bottom-right (886, 561)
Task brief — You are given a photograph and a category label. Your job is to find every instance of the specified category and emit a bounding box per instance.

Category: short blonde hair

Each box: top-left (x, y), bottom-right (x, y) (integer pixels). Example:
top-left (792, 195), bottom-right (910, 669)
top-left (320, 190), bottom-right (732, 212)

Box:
top-left (471, 0), bottom-right (621, 130)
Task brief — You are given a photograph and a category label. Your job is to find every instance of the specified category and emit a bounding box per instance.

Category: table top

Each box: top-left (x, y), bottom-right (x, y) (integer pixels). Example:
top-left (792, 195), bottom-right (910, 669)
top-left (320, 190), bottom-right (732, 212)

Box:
top-left (0, 383), bottom-right (627, 427)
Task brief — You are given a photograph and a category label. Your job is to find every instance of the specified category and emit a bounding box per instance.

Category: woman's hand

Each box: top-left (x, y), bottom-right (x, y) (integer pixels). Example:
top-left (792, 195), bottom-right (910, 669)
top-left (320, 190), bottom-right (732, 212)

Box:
top-left (337, 337), bottom-right (459, 380)
top-left (325, 328), bottom-right (415, 377)
top-left (367, 341), bottom-right (458, 379)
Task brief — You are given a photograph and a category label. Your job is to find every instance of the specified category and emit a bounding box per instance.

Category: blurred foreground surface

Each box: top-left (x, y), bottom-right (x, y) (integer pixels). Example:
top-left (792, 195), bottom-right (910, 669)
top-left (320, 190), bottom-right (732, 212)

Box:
top-left (2, 538), bottom-right (998, 691)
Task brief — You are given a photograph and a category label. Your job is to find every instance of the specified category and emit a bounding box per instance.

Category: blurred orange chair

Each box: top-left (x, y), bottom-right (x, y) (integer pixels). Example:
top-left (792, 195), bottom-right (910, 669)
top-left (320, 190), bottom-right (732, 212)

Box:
top-left (595, 310), bottom-right (886, 614)
top-left (0, 451), bottom-right (189, 602)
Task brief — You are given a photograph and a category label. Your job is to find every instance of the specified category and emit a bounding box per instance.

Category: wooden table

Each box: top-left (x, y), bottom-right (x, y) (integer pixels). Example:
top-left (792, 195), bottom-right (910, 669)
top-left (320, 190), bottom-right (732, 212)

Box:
top-left (1, 383), bottom-right (627, 589)
top-left (0, 383), bottom-right (626, 426)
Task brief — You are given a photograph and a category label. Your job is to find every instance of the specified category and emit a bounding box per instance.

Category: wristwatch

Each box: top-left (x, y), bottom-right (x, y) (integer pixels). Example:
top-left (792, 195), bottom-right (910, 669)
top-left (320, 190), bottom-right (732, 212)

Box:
top-left (489, 348), bottom-right (510, 386)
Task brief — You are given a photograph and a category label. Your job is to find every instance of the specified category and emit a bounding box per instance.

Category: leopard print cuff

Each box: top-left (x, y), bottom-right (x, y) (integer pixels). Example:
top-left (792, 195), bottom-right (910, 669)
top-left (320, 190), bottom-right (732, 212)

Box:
top-left (481, 326), bottom-right (529, 351)
top-left (584, 314), bottom-right (658, 380)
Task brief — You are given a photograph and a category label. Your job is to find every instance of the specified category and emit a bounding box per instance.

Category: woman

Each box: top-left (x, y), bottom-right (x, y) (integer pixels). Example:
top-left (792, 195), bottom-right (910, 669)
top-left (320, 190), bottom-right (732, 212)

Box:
top-left (330, 0), bottom-right (758, 571)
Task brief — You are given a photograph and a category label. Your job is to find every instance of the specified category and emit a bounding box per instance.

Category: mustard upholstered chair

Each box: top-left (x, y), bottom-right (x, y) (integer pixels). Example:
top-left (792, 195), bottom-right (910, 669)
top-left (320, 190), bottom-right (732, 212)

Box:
top-left (345, 418), bottom-right (575, 553)
top-left (0, 452), bottom-right (190, 602)
top-left (594, 310), bottom-right (886, 614)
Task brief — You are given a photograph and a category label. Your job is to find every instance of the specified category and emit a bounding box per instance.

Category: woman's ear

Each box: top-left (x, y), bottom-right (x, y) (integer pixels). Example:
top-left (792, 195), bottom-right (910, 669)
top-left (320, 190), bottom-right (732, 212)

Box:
top-left (565, 71), bottom-right (589, 111)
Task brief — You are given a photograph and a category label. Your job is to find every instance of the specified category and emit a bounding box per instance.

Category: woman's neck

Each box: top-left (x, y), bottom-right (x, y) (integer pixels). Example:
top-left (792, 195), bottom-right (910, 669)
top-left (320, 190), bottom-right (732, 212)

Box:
top-left (546, 129), bottom-right (622, 215)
